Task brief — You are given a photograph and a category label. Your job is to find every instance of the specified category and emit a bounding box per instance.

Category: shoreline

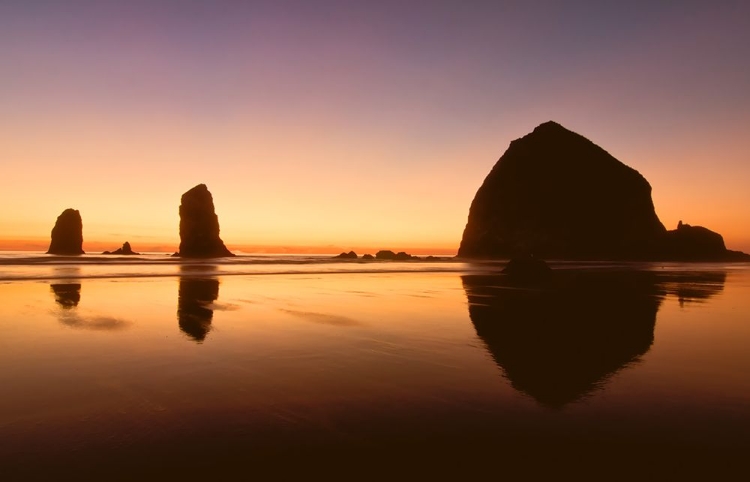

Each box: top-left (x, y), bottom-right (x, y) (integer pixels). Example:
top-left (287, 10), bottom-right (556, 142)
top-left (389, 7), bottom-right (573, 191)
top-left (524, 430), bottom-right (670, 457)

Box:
top-left (0, 257), bottom-right (745, 283)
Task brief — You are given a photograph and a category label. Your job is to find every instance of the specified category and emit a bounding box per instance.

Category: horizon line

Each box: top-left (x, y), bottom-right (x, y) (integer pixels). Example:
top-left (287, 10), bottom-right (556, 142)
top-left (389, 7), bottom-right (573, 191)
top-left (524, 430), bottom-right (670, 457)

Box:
top-left (0, 239), bottom-right (459, 256)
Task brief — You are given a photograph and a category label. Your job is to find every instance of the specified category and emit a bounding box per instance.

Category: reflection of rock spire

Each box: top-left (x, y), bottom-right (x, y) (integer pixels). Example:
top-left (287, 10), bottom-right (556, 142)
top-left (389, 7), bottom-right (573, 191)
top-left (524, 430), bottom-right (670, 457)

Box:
top-left (49, 282), bottom-right (130, 331)
top-left (463, 271), bottom-right (662, 409)
top-left (177, 277), bottom-right (220, 342)
top-left (50, 283), bottom-right (81, 309)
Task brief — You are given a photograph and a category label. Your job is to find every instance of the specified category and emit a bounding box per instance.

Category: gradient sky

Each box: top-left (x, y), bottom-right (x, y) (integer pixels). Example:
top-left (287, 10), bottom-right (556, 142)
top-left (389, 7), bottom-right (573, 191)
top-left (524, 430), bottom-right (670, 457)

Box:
top-left (1, 0), bottom-right (749, 253)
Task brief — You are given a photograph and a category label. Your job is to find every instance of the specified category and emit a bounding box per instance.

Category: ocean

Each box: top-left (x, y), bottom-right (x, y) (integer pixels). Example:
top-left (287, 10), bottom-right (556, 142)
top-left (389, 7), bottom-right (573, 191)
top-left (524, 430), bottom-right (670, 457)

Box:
top-left (1, 252), bottom-right (748, 477)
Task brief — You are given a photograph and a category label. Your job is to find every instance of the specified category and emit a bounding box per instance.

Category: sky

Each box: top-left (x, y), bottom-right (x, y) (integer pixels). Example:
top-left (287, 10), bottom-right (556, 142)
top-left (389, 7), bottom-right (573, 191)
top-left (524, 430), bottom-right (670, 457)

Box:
top-left (1, 0), bottom-right (749, 254)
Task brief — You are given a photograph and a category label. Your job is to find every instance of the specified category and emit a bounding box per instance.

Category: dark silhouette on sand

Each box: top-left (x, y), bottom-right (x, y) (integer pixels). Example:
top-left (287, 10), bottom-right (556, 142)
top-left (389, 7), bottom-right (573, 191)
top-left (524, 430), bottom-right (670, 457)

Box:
top-left (176, 184), bottom-right (234, 258)
top-left (102, 242), bottom-right (139, 255)
top-left (462, 269), bottom-right (726, 408)
top-left (50, 283), bottom-right (81, 308)
top-left (458, 121), bottom-right (749, 261)
top-left (177, 276), bottom-right (220, 342)
top-left (47, 209), bottom-right (84, 255)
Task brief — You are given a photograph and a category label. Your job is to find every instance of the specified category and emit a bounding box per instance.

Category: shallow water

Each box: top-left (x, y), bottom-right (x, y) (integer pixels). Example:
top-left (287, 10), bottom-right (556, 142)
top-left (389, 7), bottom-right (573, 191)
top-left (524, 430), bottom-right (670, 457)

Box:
top-left (1, 255), bottom-right (749, 476)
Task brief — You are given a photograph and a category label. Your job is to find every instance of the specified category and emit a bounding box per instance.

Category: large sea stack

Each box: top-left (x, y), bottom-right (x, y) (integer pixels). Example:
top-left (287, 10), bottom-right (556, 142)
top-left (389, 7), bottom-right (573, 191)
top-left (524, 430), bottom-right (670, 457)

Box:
top-left (47, 209), bottom-right (85, 255)
top-left (458, 121), bottom-right (749, 261)
top-left (177, 184), bottom-right (234, 258)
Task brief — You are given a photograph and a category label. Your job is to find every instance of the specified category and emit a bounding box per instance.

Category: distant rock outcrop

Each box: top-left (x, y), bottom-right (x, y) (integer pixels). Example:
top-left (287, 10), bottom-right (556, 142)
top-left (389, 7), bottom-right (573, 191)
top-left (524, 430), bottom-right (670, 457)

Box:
top-left (103, 242), bottom-right (139, 255)
top-left (335, 251), bottom-right (358, 259)
top-left (375, 250), bottom-right (397, 259)
top-left (47, 209), bottom-right (85, 255)
top-left (458, 121), bottom-right (749, 261)
top-left (661, 222), bottom-right (730, 261)
top-left (362, 254), bottom-right (375, 260)
top-left (176, 184), bottom-right (234, 258)
top-left (375, 250), bottom-right (415, 260)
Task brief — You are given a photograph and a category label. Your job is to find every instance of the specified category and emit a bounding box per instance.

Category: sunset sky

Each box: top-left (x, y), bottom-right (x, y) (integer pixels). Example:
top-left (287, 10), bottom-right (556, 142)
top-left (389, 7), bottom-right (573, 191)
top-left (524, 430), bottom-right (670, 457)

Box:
top-left (1, 0), bottom-right (748, 254)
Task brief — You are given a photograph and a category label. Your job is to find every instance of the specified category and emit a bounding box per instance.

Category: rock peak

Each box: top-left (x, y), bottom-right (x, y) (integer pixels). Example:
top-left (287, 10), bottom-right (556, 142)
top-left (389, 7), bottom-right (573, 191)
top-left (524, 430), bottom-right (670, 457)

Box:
top-left (528, 121), bottom-right (595, 146)
top-left (532, 120), bottom-right (567, 133)
top-left (184, 184), bottom-right (209, 195)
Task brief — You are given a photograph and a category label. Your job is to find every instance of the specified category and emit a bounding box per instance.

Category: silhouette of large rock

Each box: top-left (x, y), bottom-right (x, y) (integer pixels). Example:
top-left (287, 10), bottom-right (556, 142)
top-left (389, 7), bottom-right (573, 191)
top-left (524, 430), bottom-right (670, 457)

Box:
top-left (459, 121), bottom-right (749, 261)
top-left (459, 122), bottom-right (665, 259)
top-left (177, 184), bottom-right (234, 258)
top-left (47, 209), bottom-right (85, 255)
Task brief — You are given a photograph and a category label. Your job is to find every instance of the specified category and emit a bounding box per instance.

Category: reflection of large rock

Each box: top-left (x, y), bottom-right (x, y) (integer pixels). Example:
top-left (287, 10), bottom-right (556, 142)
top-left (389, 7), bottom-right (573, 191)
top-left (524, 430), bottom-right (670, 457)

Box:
top-left (462, 270), bottom-right (726, 408)
top-left (177, 278), bottom-right (220, 342)
top-left (177, 184), bottom-right (233, 258)
top-left (660, 270), bottom-right (726, 306)
top-left (47, 209), bottom-right (85, 255)
top-left (458, 121), bottom-right (749, 261)
top-left (50, 283), bottom-right (81, 308)
top-left (463, 272), bottom-right (661, 408)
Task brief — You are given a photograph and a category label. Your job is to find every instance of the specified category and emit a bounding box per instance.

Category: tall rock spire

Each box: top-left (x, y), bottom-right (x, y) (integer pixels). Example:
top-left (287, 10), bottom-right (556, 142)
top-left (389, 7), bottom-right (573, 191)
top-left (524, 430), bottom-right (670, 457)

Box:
top-left (177, 184), bottom-right (234, 258)
top-left (47, 209), bottom-right (85, 255)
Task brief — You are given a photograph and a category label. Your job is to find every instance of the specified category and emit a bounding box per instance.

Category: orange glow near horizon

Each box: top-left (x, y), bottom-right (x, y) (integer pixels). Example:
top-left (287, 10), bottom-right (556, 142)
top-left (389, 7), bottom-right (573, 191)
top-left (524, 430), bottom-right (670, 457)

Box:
top-left (1, 121), bottom-right (748, 255)
top-left (0, 237), bottom-right (459, 256)
top-left (1, 114), bottom-right (749, 254)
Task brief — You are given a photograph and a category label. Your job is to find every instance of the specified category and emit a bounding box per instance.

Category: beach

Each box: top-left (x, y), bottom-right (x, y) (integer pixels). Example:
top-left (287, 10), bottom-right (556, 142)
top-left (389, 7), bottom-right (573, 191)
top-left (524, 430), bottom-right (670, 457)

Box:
top-left (0, 254), bottom-right (748, 476)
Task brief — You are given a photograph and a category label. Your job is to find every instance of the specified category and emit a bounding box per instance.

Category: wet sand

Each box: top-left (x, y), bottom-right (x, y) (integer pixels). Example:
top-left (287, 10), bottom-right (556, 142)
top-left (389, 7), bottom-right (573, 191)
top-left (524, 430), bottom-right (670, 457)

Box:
top-left (1, 263), bottom-right (749, 476)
